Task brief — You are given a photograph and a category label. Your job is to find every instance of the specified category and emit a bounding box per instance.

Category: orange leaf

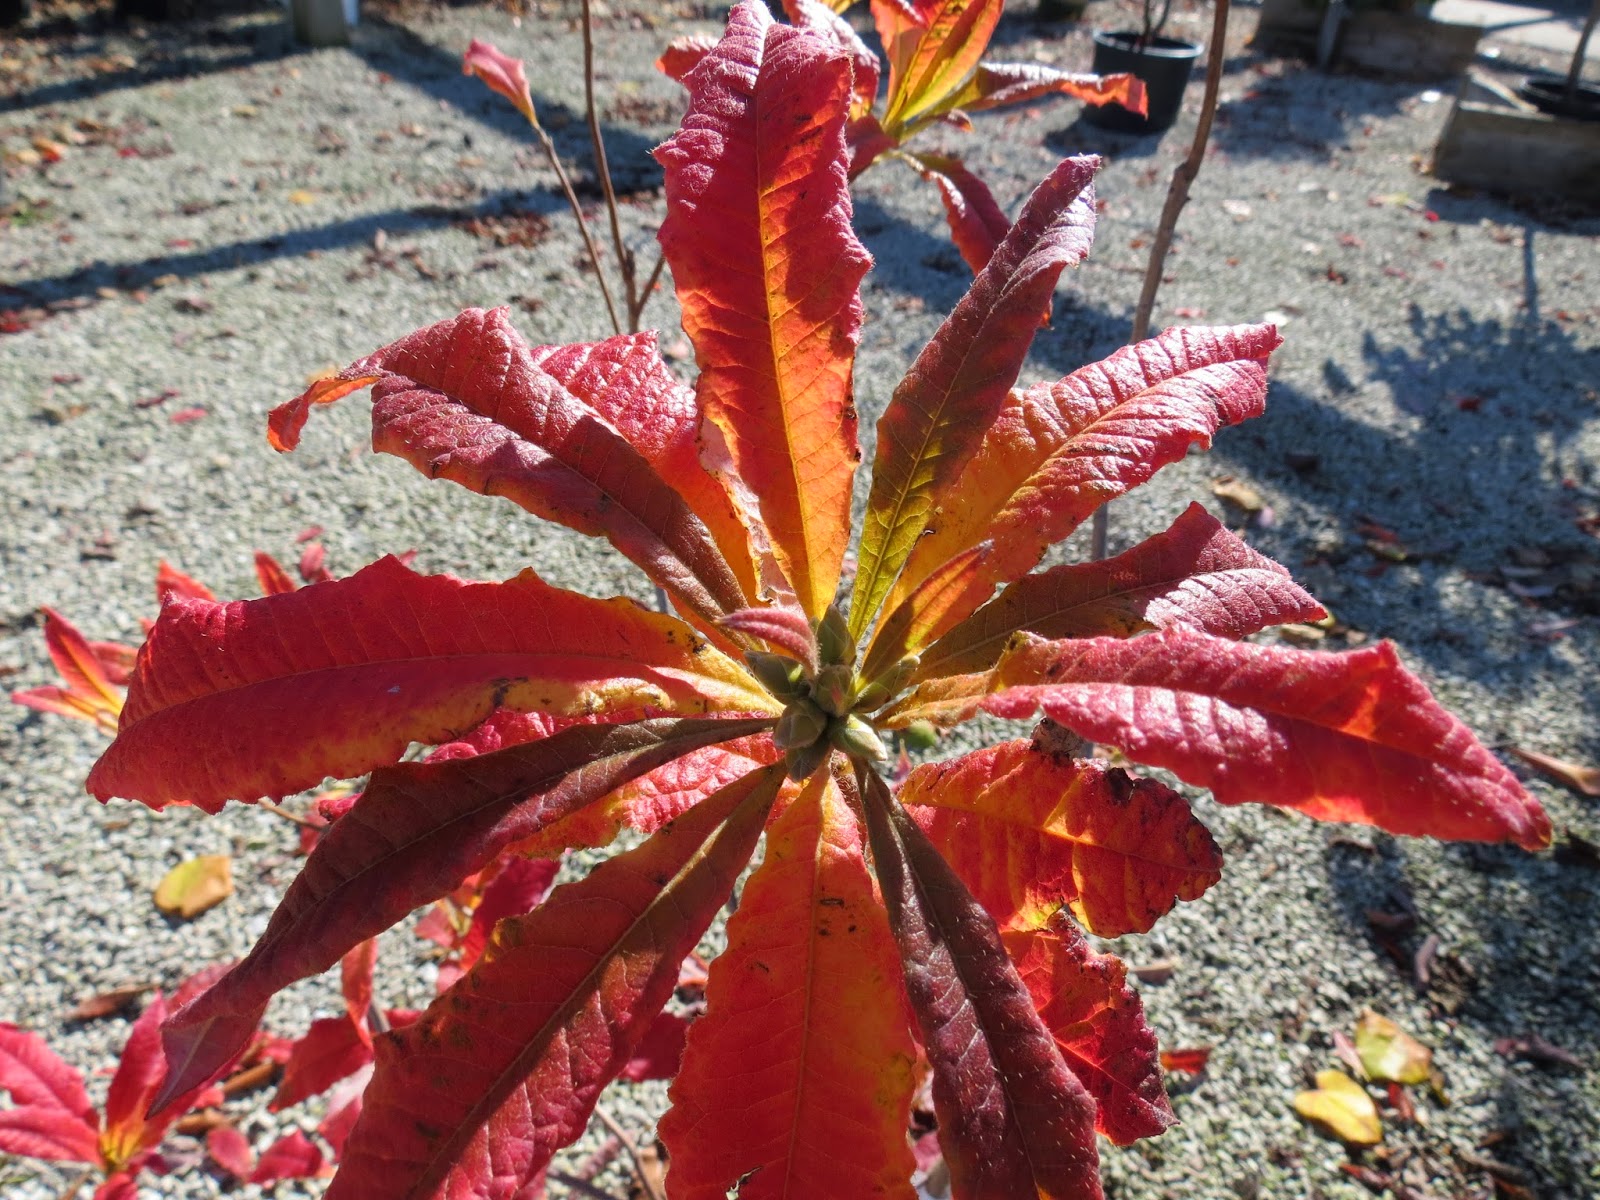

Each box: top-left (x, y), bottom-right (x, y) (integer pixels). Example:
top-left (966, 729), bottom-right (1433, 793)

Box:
top-left (880, 0), bottom-right (1004, 136)
top-left (879, 325), bottom-right (1280, 642)
top-left (324, 766), bottom-right (784, 1200)
top-left (900, 739), bottom-right (1222, 937)
top-left (852, 155), bottom-right (1098, 642)
top-left (153, 855), bottom-right (234, 919)
top-left (1003, 912), bottom-right (1173, 1145)
top-left (655, 1), bottom-right (871, 619)
top-left (942, 63), bottom-right (1148, 120)
top-left (915, 501), bottom-right (1325, 679)
top-left (661, 772), bottom-right (917, 1198)
top-left (88, 556), bottom-right (772, 810)
top-left (655, 34), bottom-right (718, 83)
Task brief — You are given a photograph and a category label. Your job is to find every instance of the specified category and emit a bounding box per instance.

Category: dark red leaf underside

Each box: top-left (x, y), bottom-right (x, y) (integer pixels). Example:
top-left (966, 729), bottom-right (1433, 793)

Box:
top-left (1003, 912), bottom-right (1173, 1146)
top-left (904, 152), bottom-right (1012, 276)
top-left (153, 716), bottom-right (769, 1113)
top-left (918, 501), bottom-right (1325, 679)
top-left (326, 765), bottom-right (784, 1200)
top-left (271, 308), bottom-right (749, 624)
top-left (88, 555), bottom-right (770, 809)
top-left (864, 775), bottom-right (1102, 1200)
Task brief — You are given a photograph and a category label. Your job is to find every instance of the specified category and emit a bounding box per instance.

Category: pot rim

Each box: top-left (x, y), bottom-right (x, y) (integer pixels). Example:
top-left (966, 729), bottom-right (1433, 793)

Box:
top-left (1092, 29), bottom-right (1203, 58)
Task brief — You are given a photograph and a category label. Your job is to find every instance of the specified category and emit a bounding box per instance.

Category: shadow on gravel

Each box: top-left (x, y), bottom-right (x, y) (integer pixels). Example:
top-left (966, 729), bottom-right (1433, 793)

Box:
top-left (4, 188), bottom-right (556, 306)
top-left (354, 14), bottom-right (667, 194)
top-left (1209, 62), bottom-right (1428, 161)
top-left (1321, 837), bottom-right (1600, 1193)
top-left (1, 5), bottom-right (298, 114)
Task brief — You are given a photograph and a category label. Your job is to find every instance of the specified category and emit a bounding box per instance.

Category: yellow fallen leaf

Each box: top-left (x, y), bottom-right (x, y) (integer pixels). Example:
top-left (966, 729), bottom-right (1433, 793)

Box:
top-left (1211, 474), bottom-right (1264, 513)
top-left (1355, 1011), bottom-right (1432, 1085)
top-left (153, 854), bottom-right (233, 919)
top-left (287, 189), bottom-right (319, 205)
top-left (1293, 1070), bottom-right (1382, 1145)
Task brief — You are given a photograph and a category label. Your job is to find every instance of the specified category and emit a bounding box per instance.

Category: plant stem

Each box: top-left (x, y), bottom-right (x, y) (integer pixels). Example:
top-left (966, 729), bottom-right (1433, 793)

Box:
top-left (1565, 0), bottom-right (1599, 103)
top-left (580, 0), bottom-right (639, 330)
top-left (55, 1167), bottom-right (94, 1200)
top-left (260, 800), bottom-right (323, 831)
top-left (632, 247), bottom-right (668, 330)
top-left (593, 1103), bottom-right (666, 1200)
top-left (1091, 0), bottom-right (1231, 561)
top-left (530, 122), bottom-right (622, 335)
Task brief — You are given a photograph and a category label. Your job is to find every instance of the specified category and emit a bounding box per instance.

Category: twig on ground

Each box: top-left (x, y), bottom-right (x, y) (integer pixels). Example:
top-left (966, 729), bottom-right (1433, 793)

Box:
top-left (1091, 0), bottom-right (1231, 560)
top-left (593, 1103), bottom-right (666, 1200)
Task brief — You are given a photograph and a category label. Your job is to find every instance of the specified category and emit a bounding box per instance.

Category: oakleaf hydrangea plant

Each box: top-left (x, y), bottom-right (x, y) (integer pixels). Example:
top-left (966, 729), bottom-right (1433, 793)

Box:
top-left (80, 4), bottom-right (1549, 1197)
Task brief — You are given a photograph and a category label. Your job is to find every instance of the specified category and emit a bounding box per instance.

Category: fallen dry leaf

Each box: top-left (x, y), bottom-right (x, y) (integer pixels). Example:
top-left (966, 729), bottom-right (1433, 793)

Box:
top-left (1293, 1070), bottom-right (1383, 1145)
top-left (1130, 958), bottom-right (1178, 984)
top-left (1159, 1047), bottom-right (1211, 1073)
top-left (287, 189), bottom-right (319, 205)
top-left (1510, 747), bottom-right (1600, 797)
top-left (67, 983), bottom-right (152, 1021)
top-left (1493, 1034), bottom-right (1584, 1070)
top-left (1355, 1011), bottom-right (1432, 1085)
top-left (154, 854), bottom-right (234, 919)
top-left (1211, 475), bottom-right (1264, 513)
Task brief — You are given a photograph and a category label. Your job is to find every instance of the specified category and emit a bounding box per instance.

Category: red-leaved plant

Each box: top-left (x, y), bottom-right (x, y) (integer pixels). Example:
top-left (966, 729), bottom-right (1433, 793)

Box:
top-left (660, 0), bottom-right (1148, 274)
top-left (70, 3), bottom-right (1548, 1197)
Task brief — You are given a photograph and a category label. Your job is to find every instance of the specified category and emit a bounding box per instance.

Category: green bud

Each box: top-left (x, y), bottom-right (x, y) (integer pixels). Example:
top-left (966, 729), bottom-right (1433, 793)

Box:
top-left (773, 697), bottom-right (828, 750)
top-left (830, 714), bottom-right (887, 762)
top-left (852, 654), bottom-right (921, 712)
top-left (900, 719), bottom-right (939, 752)
top-left (815, 605), bottom-right (855, 668)
top-left (743, 650), bottom-right (806, 700)
top-left (812, 663), bottom-right (855, 717)
top-left (785, 738), bottom-right (833, 782)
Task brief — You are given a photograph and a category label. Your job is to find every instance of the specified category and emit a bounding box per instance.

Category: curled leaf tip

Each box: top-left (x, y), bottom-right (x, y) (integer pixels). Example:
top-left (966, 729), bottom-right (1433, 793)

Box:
top-left (462, 38), bottom-right (538, 127)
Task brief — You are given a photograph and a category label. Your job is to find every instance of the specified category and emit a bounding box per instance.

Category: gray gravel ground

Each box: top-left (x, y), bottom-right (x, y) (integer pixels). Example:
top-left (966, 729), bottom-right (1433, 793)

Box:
top-left (3, 1), bottom-right (1598, 1197)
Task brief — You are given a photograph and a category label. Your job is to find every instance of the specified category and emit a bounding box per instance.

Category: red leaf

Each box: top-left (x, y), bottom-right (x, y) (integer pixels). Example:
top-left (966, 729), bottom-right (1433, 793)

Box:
top-left (40, 608), bottom-right (123, 729)
top-left (903, 151), bottom-right (1012, 275)
top-left (88, 556), bottom-right (771, 809)
top-left (976, 631), bottom-right (1551, 850)
top-left (852, 155), bottom-right (1099, 641)
top-left (656, 1), bottom-right (871, 619)
top-left (901, 739), bottom-right (1222, 937)
top-left (252, 551), bottom-right (297, 596)
top-left (325, 765), bottom-right (784, 1200)
top-left (660, 773), bottom-right (917, 1198)
top-left (784, 0), bottom-right (881, 118)
top-left (270, 1016), bottom-right (373, 1111)
top-left (918, 501), bottom-right (1326, 678)
top-left (878, 325), bottom-right (1280, 646)
top-left (863, 775), bottom-right (1103, 1200)
top-left (655, 33), bottom-right (718, 83)
top-left (270, 310), bottom-right (750, 625)
top-left (155, 561), bottom-right (216, 605)
top-left (462, 39), bottom-right (536, 125)
top-left (101, 993), bottom-right (212, 1169)
top-left (718, 604), bottom-right (818, 671)
top-left (944, 63), bottom-right (1148, 119)
top-left (0, 1110), bottom-right (100, 1164)
top-left (152, 717), bottom-right (766, 1114)
top-left (340, 939), bottom-right (376, 1035)
top-left (298, 541), bottom-right (332, 584)
top-left (250, 1128), bottom-right (328, 1183)
top-left (1160, 1047), bottom-right (1211, 1073)
top-left (206, 1123), bottom-right (254, 1180)
top-left (1003, 912), bottom-right (1173, 1144)
top-left (619, 1010), bottom-right (689, 1083)
top-left (457, 855), bottom-right (561, 973)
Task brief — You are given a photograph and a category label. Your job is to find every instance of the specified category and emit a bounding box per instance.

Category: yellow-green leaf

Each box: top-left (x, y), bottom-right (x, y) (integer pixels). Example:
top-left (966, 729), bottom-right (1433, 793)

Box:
top-left (1292, 1070), bottom-right (1382, 1145)
top-left (1355, 1012), bottom-right (1432, 1085)
top-left (154, 855), bottom-right (234, 919)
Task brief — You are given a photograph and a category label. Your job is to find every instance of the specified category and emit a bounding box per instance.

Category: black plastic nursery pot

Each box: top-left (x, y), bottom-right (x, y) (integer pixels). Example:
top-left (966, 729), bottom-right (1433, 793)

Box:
top-left (1517, 76), bottom-right (1600, 122)
top-left (1085, 30), bottom-right (1202, 134)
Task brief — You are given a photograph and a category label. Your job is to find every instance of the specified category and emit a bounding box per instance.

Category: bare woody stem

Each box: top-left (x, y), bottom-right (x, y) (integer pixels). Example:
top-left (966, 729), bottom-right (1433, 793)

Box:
top-left (1091, 0), bottom-right (1231, 561)
top-left (530, 120), bottom-right (623, 336)
top-left (580, 0), bottom-right (641, 330)
top-left (593, 1103), bottom-right (666, 1200)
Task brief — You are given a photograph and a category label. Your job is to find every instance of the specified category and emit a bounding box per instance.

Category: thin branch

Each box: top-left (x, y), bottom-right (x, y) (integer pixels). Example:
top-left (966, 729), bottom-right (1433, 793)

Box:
top-left (581, 0), bottom-right (637, 329)
top-left (55, 1167), bottom-right (94, 1200)
top-left (1091, 0), bottom-right (1231, 561)
top-left (531, 121), bottom-right (622, 335)
top-left (593, 1103), bottom-right (665, 1200)
top-left (631, 247), bottom-right (669, 330)
top-left (260, 800), bottom-right (323, 831)
top-left (546, 1169), bottom-right (623, 1200)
